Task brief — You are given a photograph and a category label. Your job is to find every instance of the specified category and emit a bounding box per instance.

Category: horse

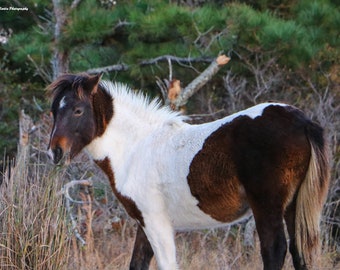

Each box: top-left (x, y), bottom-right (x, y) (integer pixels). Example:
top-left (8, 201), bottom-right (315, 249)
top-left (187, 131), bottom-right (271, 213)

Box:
top-left (47, 73), bottom-right (330, 270)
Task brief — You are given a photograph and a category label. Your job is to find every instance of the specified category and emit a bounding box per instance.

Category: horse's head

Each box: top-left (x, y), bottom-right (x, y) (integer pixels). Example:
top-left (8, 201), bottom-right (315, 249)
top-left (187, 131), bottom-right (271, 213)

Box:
top-left (47, 73), bottom-right (103, 164)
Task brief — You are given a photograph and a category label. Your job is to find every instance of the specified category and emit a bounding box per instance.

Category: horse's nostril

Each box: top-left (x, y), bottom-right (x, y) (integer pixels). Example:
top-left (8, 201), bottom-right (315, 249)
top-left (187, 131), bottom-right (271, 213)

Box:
top-left (53, 146), bottom-right (63, 164)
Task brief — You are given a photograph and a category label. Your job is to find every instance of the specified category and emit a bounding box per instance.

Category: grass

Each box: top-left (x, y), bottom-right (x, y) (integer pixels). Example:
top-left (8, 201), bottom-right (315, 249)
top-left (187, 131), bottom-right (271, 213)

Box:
top-left (0, 146), bottom-right (71, 269)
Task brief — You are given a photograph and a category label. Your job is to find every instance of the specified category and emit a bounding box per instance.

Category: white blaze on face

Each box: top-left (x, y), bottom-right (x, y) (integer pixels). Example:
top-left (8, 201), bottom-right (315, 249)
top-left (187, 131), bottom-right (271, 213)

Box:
top-left (47, 147), bottom-right (54, 161)
top-left (47, 95), bottom-right (67, 163)
top-left (59, 96), bottom-right (67, 109)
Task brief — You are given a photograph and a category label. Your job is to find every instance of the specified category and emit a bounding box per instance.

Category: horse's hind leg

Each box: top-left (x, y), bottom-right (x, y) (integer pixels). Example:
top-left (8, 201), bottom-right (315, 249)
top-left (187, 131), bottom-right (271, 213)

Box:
top-left (284, 199), bottom-right (307, 270)
top-left (251, 205), bottom-right (287, 270)
top-left (130, 225), bottom-right (154, 270)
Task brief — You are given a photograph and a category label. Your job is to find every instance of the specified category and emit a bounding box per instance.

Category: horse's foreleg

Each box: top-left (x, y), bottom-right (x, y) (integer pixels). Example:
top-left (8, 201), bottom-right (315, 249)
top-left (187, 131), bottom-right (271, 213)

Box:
top-left (130, 225), bottom-right (154, 270)
top-left (143, 217), bottom-right (178, 270)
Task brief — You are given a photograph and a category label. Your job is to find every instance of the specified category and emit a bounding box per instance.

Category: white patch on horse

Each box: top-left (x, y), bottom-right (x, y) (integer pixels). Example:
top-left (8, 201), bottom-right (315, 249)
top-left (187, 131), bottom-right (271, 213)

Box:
top-left (59, 96), bottom-right (66, 109)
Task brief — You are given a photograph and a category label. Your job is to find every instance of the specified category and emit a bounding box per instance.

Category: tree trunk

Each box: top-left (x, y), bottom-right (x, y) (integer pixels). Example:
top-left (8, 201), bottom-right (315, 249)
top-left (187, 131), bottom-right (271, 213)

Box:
top-left (52, 0), bottom-right (69, 79)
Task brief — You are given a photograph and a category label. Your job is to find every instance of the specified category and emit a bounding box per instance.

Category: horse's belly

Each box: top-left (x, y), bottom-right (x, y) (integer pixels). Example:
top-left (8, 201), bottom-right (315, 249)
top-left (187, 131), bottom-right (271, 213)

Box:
top-left (164, 183), bottom-right (251, 231)
top-left (171, 204), bottom-right (252, 231)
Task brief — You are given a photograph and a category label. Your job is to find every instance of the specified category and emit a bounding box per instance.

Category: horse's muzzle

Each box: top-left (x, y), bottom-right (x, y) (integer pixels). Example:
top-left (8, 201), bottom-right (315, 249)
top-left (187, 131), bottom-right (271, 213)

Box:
top-left (48, 145), bottom-right (63, 164)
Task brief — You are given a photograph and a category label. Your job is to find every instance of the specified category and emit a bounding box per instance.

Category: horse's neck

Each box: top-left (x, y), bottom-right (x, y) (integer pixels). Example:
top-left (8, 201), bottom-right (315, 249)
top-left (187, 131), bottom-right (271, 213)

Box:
top-left (86, 100), bottom-right (171, 165)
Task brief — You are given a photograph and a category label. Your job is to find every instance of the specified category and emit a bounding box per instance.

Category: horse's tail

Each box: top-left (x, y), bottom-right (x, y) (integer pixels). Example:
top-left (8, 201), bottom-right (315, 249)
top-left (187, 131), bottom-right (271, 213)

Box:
top-left (295, 123), bottom-right (330, 267)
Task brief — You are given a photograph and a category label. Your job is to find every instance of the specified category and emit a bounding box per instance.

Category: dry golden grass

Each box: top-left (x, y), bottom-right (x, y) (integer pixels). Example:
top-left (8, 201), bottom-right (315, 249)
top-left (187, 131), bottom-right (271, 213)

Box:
top-left (65, 214), bottom-right (339, 270)
top-left (0, 148), bottom-right (71, 269)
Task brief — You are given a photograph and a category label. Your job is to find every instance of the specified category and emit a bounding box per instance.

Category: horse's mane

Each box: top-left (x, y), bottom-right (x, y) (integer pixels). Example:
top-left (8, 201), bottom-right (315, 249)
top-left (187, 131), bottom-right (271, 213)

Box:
top-left (99, 80), bottom-right (187, 126)
top-left (46, 73), bottom-right (92, 102)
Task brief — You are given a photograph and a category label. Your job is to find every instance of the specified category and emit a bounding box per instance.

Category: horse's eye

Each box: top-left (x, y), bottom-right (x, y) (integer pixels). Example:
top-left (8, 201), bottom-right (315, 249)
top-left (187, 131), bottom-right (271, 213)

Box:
top-left (74, 107), bottom-right (84, 116)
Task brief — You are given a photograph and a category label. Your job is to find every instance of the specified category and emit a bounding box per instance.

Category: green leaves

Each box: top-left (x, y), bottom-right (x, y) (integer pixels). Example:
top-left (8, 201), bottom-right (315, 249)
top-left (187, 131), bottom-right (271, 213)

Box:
top-left (63, 0), bottom-right (117, 47)
top-left (224, 2), bottom-right (339, 68)
top-left (6, 27), bottom-right (50, 66)
top-left (5, 0), bottom-right (338, 75)
top-left (128, 4), bottom-right (192, 46)
top-left (295, 0), bottom-right (340, 48)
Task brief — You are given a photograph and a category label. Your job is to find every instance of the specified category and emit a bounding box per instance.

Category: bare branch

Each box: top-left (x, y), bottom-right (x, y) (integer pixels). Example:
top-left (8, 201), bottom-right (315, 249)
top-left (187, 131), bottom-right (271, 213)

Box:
top-left (113, 20), bottom-right (133, 32)
top-left (140, 55), bottom-right (214, 66)
top-left (86, 64), bottom-right (129, 74)
top-left (168, 57), bottom-right (173, 82)
top-left (70, 0), bottom-right (82, 9)
top-left (19, 110), bottom-right (35, 147)
top-left (172, 55), bottom-right (230, 109)
top-left (85, 55), bottom-right (215, 77)
top-left (58, 179), bottom-right (93, 204)
top-left (155, 76), bottom-right (170, 105)
top-left (187, 109), bottom-right (225, 122)
top-left (223, 70), bottom-right (247, 112)
top-left (82, 53), bottom-right (229, 79)
top-left (58, 179), bottom-right (93, 246)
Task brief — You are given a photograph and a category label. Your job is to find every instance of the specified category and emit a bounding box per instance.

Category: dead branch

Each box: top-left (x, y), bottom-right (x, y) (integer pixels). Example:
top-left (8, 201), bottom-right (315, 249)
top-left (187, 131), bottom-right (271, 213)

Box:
top-left (113, 20), bottom-right (133, 32)
top-left (170, 55), bottom-right (230, 110)
top-left (223, 70), bottom-right (248, 112)
top-left (83, 54), bottom-right (229, 83)
top-left (19, 110), bottom-right (35, 147)
top-left (86, 64), bottom-right (129, 74)
top-left (70, 0), bottom-right (82, 9)
top-left (156, 76), bottom-right (170, 105)
top-left (59, 179), bottom-right (93, 246)
top-left (187, 109), bottom-right (225, 122)
top-left (58, 179), bottom-right (93, 204)
top-left (140, 55), bottom-right (214, 66)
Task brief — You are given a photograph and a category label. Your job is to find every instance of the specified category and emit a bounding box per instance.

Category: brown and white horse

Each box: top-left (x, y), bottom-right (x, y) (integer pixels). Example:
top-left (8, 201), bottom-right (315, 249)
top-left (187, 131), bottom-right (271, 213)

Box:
top-left (47, 73), bottom-right (329, 270)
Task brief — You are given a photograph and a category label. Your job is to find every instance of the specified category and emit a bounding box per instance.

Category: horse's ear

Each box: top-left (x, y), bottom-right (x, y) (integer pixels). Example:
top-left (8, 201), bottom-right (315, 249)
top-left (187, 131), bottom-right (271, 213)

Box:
top-left (84, 73), bottom-right (103, 95)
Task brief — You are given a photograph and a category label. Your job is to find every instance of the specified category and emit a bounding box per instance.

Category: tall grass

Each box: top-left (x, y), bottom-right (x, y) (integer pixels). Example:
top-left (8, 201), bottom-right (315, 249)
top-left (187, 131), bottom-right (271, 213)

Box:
top-left (0, 145), bottom-right (71, 270)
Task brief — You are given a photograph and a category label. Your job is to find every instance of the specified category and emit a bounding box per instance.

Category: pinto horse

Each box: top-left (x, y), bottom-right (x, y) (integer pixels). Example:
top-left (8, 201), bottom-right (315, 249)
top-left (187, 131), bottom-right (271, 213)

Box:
top-left (47, 73), bottom-right (329, 270)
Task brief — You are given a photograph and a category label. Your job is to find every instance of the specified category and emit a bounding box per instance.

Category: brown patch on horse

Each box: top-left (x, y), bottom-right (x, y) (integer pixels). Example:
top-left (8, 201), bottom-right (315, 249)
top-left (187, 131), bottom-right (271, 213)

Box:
top-left (188, 105), bottom-right (311, 223)
top-left (95, 157), bottom-right (145, 227)
top-left (187, 124), bottom-right (249, 222)
top-left (93, 84), bottom-right (114, 137)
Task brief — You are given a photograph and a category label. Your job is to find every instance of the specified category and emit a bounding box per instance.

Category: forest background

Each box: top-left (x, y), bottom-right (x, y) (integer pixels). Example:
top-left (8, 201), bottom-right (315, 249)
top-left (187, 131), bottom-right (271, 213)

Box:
top-left (0, 0), bottom-right (339, 269)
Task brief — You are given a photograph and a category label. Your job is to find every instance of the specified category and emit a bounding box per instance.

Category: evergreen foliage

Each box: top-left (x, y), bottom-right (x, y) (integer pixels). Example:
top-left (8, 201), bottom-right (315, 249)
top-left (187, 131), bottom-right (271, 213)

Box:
top-left (3, 0), bottom-right (338, 79)
top-left (63, 0), bottom-right (117, 47)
